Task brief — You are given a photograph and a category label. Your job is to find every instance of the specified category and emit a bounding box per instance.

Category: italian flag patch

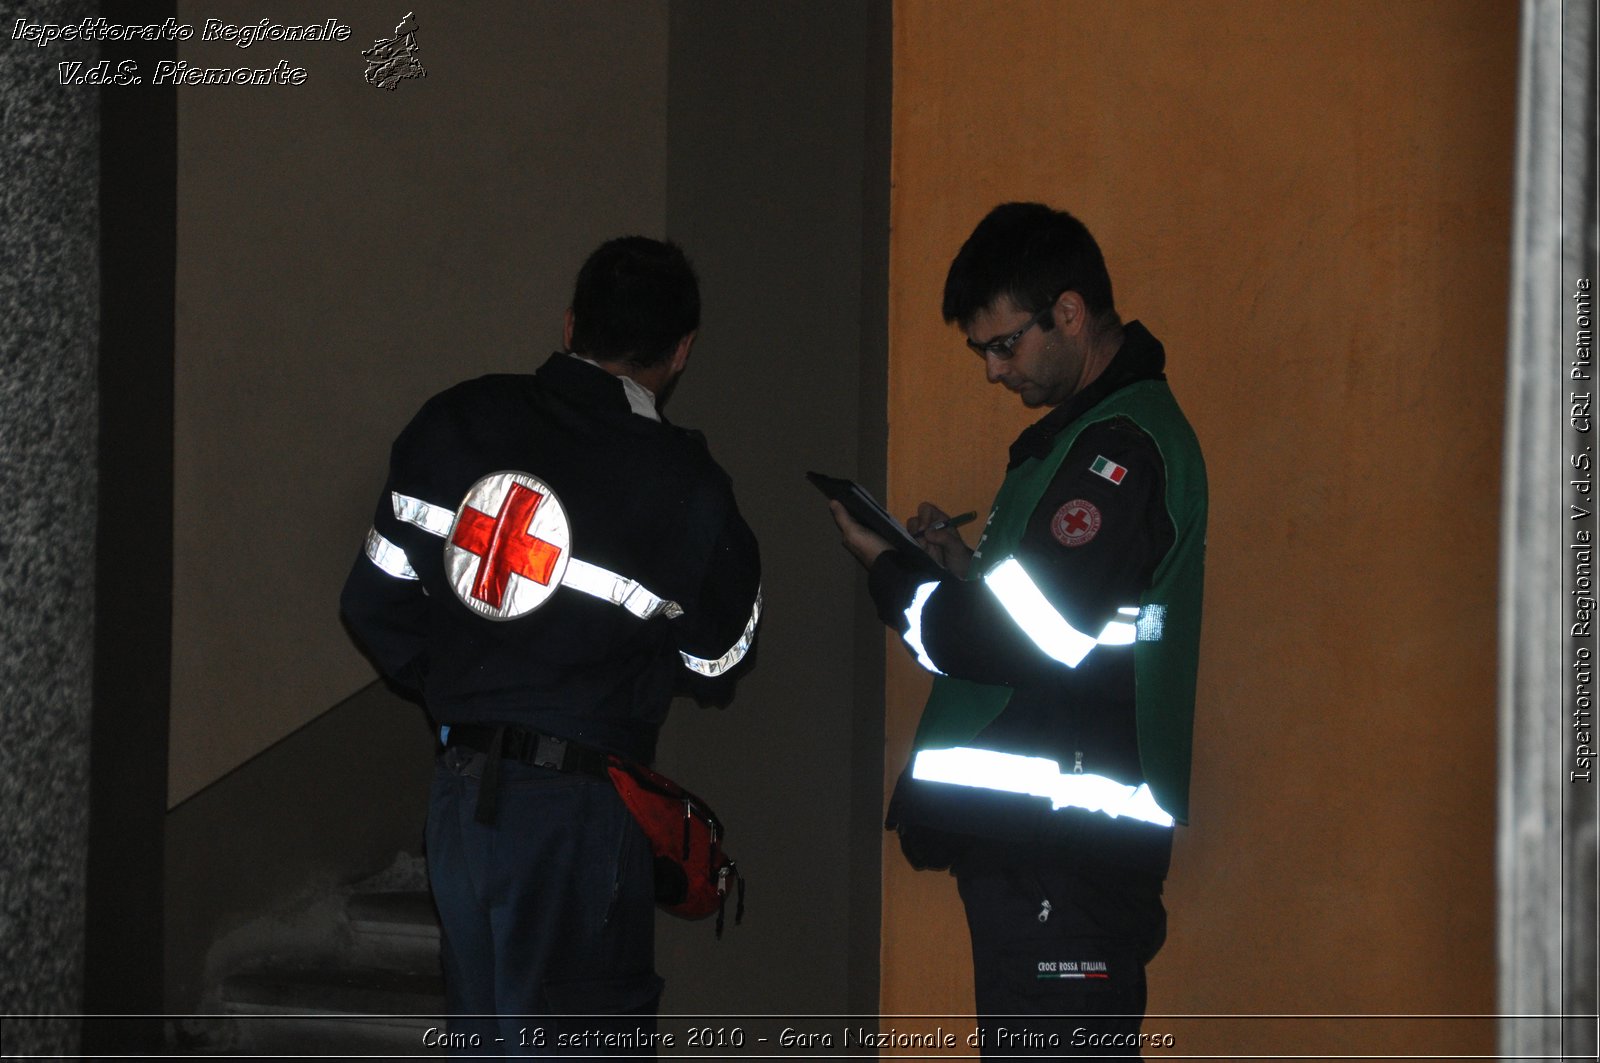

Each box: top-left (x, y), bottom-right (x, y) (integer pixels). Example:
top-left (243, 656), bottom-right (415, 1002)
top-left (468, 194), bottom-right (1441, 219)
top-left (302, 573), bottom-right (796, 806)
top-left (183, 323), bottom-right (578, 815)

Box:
top-left (1090, 455), bottom-right (1128, 484)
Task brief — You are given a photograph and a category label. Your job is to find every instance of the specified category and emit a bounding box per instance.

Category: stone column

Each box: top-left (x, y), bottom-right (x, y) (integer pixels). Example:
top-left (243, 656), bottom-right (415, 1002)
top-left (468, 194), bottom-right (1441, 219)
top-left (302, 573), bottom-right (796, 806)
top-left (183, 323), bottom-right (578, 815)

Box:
top-left (1499, 2), bottom-right (1597, 1059)
top-left (0, 0), bottom-right (100, 1055)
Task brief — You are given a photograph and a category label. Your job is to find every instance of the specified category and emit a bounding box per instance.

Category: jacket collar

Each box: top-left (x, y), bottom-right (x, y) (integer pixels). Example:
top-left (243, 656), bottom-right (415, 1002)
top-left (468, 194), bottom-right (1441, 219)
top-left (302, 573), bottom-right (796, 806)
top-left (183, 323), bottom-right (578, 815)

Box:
top-left (1008, 320), bottom-right (1167, 467)
top-left (534, 351), bottom-right (661, 423)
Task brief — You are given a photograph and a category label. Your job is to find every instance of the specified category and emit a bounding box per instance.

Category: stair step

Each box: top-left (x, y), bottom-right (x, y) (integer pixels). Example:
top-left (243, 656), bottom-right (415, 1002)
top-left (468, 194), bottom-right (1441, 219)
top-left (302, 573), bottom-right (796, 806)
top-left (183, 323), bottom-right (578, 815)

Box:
top-left (220, 966), bottom-right (446, 1054)
top-left (347, 890), bottom-right (441, 973)
top-left (222, 964), bottom-right (445, 1013)
top-left (348, 889), bottom-right (439, 935)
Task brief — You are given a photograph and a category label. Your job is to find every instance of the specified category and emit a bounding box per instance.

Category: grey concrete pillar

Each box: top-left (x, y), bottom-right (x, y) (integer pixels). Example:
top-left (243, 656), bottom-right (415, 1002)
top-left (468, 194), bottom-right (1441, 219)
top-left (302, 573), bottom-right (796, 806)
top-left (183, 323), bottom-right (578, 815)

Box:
top-left (1498, 2), bottom-right (1597, 1059)
top-left (0, 0), bottom-right (100, 1054)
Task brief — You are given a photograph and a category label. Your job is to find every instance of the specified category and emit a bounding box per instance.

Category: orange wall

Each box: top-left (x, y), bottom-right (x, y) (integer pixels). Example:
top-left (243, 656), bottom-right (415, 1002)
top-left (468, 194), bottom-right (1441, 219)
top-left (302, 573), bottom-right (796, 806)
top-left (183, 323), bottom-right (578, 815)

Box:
top-left (885, 1), bottom-right (1516, 1055)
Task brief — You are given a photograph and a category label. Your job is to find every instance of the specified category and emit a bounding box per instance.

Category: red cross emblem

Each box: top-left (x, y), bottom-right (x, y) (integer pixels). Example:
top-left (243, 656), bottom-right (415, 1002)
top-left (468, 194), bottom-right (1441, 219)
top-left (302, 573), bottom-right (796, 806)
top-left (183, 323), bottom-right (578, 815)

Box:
top-left (1051, 499), bottom-right (1102, 548)
top-left (444, 472), bottom-right (572, 619)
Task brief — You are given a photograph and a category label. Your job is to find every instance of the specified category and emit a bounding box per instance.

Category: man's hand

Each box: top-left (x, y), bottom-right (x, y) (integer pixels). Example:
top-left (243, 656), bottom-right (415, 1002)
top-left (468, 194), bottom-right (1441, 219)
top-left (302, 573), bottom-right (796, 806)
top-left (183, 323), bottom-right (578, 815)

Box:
top-left (907, 502), bottom-right (974, 579)
top-left (828, 501), bottom-right (893, 570)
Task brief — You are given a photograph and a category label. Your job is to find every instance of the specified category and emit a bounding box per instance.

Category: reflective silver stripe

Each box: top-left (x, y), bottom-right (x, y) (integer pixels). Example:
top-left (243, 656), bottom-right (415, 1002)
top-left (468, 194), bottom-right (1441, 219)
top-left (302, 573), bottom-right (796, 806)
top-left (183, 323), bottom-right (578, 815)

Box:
top-left (901, 580), bottom-right (946, 675)
top-left (680, 588), bottom-right (762, 676)
top-left (1098, 607), bottom-right (1139, 646)
top-left (391, 491), bottom-right (455, 537)
top-left (364, 528), bottom-right (418, 580)
top-left (386, 486), bottom-right (713, 628)
top-left (912, 747), bottom-right (1175, 828)
top-left (562, 558), bottom-right (684, 619)
top-left (1136, 603), bottom-right (1166, 642)
top-left (982, 558), bottom-right (1138, 667)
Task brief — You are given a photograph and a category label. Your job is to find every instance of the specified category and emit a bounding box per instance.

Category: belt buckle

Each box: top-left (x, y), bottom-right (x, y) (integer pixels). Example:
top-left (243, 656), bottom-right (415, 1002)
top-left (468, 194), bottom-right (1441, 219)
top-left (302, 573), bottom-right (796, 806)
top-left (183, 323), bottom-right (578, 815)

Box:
top-left (533, 733), bottom-right (567, 770)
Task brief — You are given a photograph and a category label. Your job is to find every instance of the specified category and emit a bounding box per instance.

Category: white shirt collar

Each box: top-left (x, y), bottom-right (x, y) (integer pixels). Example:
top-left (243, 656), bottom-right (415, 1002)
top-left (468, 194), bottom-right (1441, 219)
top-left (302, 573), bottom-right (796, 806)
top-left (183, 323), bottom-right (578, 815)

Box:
top-left (566, 352), bottom-right (660, 421)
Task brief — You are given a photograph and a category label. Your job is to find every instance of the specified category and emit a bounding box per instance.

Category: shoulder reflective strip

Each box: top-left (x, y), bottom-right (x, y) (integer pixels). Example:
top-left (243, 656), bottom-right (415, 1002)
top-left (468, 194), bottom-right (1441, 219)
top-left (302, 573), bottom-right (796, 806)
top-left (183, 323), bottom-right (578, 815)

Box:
top-left (562, 558), bottom-right (684, 620)
top-left (912, 747), bottom-right (1175, 828)
top-left (901, 580), bottom-right (947, 675)
top-left (364, 528), bottom-right (418, 580)
top-left (982, 558), bottom-right (1140, 665)
top-left (391, 492), bottom-right (455, 537)
top-left (679, 589), bottom-right (763, 677)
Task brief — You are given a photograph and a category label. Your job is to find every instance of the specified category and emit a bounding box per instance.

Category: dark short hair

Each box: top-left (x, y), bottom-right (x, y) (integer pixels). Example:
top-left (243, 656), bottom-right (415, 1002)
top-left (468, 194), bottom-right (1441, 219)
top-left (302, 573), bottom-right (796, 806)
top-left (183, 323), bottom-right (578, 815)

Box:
top-left (941, 203), bottom-right (1117, 330)
top-left (569, 236), bottom-right (700, 367)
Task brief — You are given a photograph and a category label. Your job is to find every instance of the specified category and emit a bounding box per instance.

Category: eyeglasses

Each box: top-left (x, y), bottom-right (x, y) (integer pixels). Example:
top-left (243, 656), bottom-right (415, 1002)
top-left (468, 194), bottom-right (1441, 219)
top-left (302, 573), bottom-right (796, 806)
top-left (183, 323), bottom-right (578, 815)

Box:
top-left (965, 301), bottom-right (1057, 359)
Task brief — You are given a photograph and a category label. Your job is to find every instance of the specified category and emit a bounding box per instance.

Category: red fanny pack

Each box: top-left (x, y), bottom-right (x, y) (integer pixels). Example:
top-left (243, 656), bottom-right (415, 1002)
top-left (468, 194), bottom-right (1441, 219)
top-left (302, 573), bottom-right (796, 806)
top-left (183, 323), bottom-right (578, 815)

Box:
top-left (606, 757), bottom-right (745, 936)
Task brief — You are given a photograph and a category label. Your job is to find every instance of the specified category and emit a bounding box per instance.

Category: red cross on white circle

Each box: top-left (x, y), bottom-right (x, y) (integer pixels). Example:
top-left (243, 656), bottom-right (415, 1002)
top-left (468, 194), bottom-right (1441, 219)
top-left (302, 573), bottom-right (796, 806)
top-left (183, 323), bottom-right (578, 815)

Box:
top-left (444, 471), bottom-right (572, 619)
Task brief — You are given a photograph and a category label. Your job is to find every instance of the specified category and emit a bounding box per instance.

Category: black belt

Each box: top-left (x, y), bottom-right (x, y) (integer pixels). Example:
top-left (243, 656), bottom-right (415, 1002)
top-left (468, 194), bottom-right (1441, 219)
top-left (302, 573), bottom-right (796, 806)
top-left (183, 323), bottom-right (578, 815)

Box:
top-left (446, 723), bottom-right (610, 776)
top-left (445, 724), bottom-right (612, 825)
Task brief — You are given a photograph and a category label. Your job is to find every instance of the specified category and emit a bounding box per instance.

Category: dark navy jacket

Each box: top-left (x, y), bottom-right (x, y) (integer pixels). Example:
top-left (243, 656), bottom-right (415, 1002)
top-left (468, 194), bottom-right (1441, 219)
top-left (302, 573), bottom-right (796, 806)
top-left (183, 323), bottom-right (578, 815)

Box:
top-left (341, 353), bottom-right (761, 763)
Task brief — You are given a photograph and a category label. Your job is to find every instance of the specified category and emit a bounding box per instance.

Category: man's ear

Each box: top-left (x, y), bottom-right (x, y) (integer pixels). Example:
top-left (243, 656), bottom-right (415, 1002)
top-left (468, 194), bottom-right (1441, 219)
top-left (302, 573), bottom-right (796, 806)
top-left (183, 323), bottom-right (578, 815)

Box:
top-left (670, 329), bottom-right (697, 373)
top-left (563, 307), bottom-right (575, 351)
top-left (1053, 291), bottom-right (1087, 336)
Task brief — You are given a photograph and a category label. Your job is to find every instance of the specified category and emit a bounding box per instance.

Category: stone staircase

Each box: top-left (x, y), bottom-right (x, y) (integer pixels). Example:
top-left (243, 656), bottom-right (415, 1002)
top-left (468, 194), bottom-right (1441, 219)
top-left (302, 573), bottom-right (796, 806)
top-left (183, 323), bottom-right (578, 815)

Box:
top-left (171, 855), bottom-right (448, 1056)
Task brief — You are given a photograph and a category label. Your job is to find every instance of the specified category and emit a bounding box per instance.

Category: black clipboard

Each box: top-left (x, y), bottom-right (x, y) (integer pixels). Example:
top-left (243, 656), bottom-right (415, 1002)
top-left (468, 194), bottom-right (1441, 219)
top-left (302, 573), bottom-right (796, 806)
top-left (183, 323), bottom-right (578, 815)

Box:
top-left (807, 471), bottom-right (935, 565)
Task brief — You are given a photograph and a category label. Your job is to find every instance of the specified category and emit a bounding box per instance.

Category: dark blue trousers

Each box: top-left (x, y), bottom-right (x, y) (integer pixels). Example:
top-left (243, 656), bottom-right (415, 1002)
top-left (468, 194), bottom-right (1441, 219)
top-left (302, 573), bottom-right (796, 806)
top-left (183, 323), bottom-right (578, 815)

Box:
top-left (955, 856), bottom-right (1166, 1060)
top-left (427, 746), bottom-right (662, 1055)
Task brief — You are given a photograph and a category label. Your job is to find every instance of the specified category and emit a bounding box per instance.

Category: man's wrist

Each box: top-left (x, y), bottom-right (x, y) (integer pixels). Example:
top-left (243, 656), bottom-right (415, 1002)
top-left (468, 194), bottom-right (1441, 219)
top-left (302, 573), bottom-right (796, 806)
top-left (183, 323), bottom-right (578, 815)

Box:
top-left (857, 542), bottom-right (890, 569)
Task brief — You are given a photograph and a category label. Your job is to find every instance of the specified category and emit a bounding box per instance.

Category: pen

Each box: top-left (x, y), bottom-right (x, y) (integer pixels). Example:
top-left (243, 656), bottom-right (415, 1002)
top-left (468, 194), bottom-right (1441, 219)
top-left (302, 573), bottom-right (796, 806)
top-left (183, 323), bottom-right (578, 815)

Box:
top-left (918, 511), bottom-right (977, 536)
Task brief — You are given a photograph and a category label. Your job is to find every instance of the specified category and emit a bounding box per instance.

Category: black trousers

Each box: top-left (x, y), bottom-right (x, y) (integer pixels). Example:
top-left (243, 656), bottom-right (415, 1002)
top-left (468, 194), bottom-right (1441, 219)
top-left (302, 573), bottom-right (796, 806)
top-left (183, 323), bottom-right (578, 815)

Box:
top-left (954, 853), bottom-right (1167, 1060)
top-left (427, 746), bottom-right (662, 1056)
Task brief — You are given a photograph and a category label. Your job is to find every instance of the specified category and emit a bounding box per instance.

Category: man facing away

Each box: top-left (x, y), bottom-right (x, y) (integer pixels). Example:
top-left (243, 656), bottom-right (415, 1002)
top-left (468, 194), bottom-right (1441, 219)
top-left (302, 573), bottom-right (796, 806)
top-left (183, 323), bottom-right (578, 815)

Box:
top-left (341, 236), bottom-right (761, 1051)
top-left (830, 203), bottom-right (1206, 1057)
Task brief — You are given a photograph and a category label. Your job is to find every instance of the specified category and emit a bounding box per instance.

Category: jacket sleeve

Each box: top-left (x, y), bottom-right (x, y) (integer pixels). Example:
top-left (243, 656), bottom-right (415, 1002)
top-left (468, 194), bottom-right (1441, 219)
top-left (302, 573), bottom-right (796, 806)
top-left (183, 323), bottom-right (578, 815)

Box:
top-left (671, 483), bottom-right (762, 700)
top-left (339, 434), bottom-right (433, 695)
top-left (867, 418), bottom-right (1173, 686)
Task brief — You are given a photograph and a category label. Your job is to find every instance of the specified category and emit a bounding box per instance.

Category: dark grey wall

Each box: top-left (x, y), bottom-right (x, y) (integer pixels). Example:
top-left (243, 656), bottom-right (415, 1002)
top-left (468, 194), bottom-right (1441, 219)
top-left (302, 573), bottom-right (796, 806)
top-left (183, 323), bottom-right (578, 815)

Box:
top-left (84, 5), bottom-right (177, 1048)
top-left (0, 1), bottom-right (99, 1053)
top-left (168, 0), bottom-right (672, 806)
top-left (657, 0), bottom-right (890, 1015)
top-left (162, 0), bottom-right (674, 1010)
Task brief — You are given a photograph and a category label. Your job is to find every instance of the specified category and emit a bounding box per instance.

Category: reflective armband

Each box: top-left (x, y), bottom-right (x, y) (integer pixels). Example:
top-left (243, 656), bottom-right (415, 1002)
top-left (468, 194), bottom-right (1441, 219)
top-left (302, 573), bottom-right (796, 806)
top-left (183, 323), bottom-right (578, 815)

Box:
top-left (981, 558), bottom-right (1138, 667)
top-left (900, 581), bottom-right (946, 675)
top-left (680, 589), bottom-right (762, 677)
top-left (364, 528), bottom-right (418, 580)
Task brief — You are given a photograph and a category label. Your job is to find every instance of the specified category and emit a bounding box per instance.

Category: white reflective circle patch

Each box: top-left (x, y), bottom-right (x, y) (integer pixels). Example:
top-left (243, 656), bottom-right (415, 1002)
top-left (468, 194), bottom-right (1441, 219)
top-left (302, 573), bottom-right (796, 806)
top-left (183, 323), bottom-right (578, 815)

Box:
top-left (443, 471), bottom-right (572, 621)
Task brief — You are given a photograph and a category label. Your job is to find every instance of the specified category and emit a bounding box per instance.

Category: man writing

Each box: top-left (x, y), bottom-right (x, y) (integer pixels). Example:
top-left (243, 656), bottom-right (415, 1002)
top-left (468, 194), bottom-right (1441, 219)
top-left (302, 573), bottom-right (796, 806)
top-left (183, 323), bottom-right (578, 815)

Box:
top-left (830, 203), bottom-right (1206, 1055)
top-left (342, 236), bottom-right (761, 1049)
